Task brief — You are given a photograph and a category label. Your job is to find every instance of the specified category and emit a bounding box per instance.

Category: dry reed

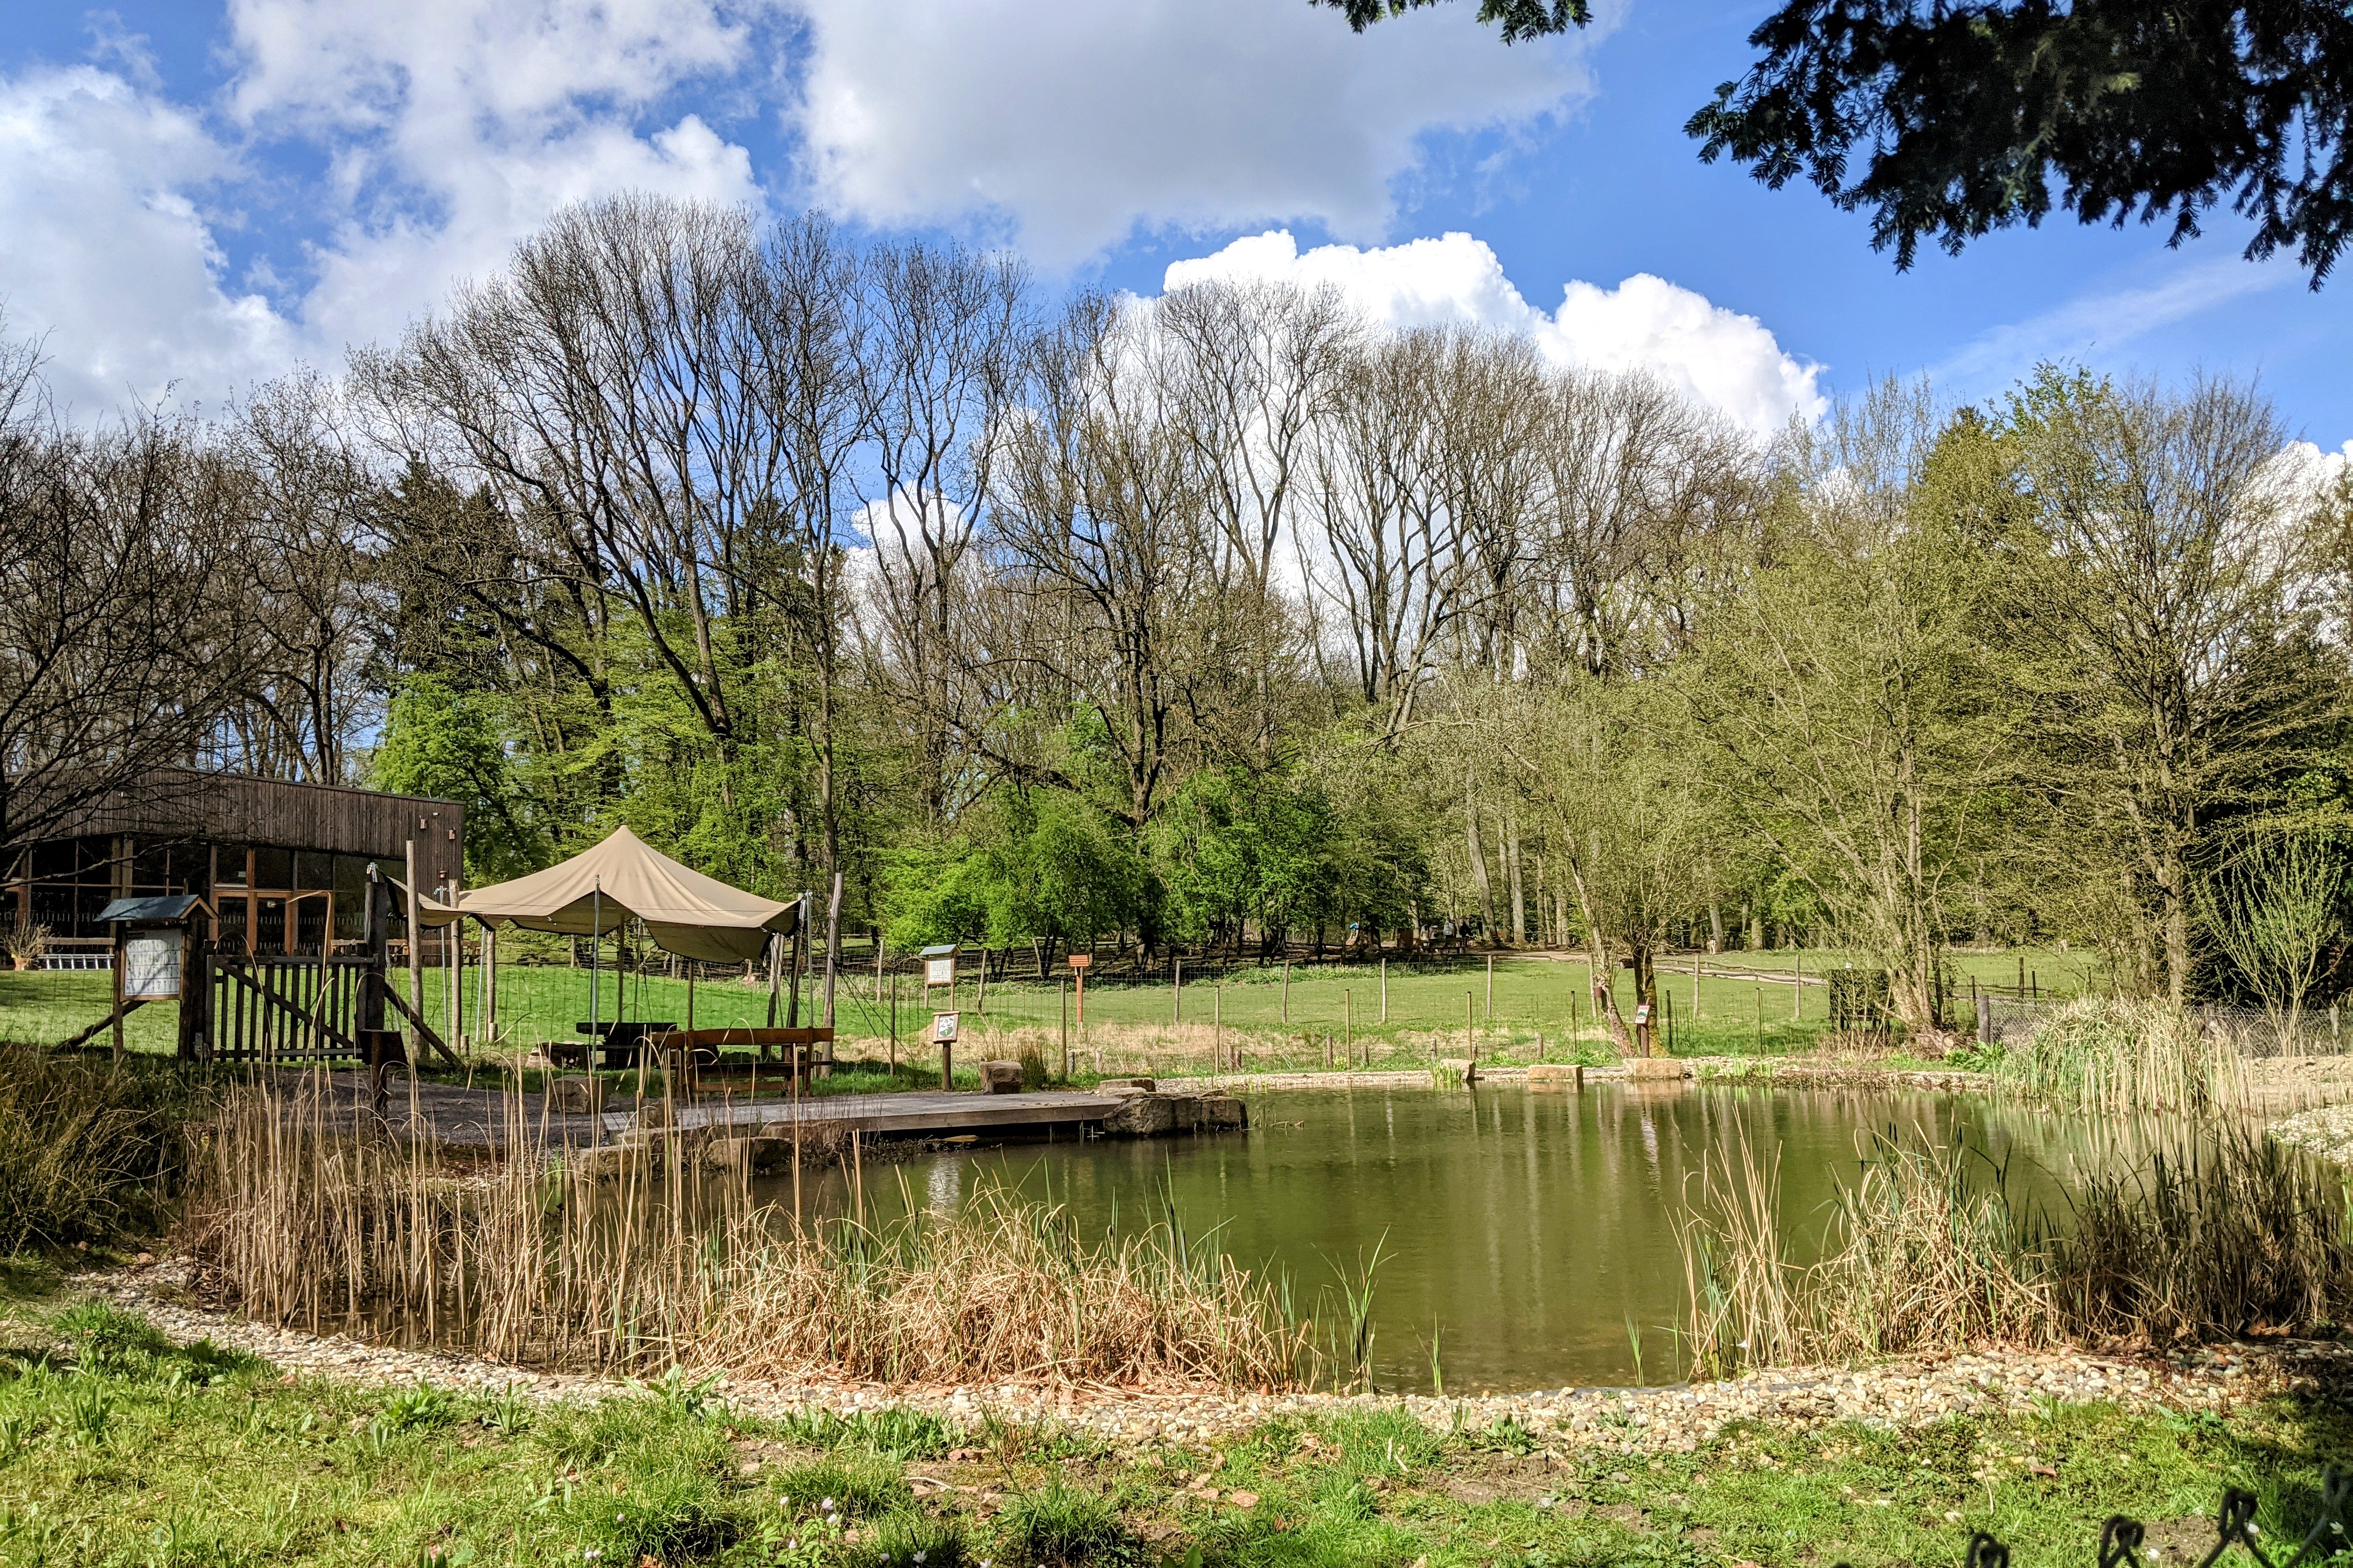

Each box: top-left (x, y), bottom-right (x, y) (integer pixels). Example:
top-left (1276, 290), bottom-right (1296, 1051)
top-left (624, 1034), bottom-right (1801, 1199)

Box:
top-left (1992, 997), bottom-right (2249, 1115)
top-left (181, 1075), bottom-right (1310, 1390)
top-left (1680, 1115), bottom-right (2353, 1375)
top-left (1678, 1127), bottom-right (2061, 1376)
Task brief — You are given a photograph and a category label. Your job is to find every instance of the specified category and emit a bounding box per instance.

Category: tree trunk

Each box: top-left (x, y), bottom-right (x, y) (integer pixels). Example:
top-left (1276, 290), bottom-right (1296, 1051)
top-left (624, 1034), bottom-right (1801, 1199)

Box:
top-left (1504, 808), bottom-right (1527, 948)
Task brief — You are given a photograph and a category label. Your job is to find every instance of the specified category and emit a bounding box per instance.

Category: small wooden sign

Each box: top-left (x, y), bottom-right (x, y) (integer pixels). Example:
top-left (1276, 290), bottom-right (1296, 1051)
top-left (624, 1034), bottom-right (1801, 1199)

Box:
top-left (1067, 953), bottom-right (1092, 970)
top-left (121, 933), bottom-right (184, 1001)
top-left (933, 1011), bottom-right (960, 1043)
top-left (924, 956), bottom-right (954, 986)
top-left (1633, 1003), bottom-right (1652, 1026)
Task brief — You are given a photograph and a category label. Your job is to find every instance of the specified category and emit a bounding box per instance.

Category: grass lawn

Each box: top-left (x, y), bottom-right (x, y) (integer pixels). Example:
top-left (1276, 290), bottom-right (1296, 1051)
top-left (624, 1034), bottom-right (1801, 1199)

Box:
top-left (0, 1283), bottom-right (2341, 1568)
top-left (0, 945), bottom-right (2095, 1075)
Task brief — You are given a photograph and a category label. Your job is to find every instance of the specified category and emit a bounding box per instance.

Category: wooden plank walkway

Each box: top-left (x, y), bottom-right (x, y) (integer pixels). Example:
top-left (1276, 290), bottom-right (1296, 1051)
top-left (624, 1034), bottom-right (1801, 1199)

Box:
top-left (603, 1089), bottom-right (1116, 1140)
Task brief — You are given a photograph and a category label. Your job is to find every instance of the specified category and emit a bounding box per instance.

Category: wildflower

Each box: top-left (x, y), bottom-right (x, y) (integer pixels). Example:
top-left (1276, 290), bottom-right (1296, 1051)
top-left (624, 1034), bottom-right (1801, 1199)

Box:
top-left (822, 1498), bottom-right (836, 1511)
top-left (583, 1552), bottom-right (601, 1563)
top-left (914, 1552), bottom-right (927, 1563)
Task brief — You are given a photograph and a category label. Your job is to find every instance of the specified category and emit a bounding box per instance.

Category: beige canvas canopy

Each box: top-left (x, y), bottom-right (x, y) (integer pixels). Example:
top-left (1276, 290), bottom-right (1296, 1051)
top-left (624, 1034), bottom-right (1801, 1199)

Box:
top-left (418, 825), bottom-right (801, 964)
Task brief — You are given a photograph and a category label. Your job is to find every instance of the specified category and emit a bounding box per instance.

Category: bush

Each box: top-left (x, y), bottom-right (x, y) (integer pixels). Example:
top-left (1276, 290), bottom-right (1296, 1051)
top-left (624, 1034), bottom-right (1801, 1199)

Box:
top-left (0, 1045), bottom-right (208, 1250)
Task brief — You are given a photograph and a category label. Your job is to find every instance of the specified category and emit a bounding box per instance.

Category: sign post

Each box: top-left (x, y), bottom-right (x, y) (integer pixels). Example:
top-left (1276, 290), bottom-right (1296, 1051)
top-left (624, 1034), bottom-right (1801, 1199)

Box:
top-left (1067, 951), bottom-right (1091, 1031)
top-left (933, 1010), bottom-right (959, 1092)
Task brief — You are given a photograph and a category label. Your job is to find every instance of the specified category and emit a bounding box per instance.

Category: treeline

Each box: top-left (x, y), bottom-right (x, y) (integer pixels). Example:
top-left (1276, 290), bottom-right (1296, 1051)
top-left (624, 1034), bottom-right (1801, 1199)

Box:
top-left (7, 194), bottom-right (2351, 1040)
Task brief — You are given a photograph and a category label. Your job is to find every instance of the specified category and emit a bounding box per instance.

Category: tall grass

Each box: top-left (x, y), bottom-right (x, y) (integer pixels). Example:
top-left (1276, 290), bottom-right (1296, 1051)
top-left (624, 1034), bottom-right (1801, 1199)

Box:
top-left (1680, 1129), bottom-right (2060, 1375)
top-left (180, 1075), bottom-right (1311, 1390)
top-left (0, 1044), bottom-right (210, 1251)
top-left (1991, 997), bottom-right (2248, 1114)
top-left (1680, 1117), bottom-right (2353, 1375)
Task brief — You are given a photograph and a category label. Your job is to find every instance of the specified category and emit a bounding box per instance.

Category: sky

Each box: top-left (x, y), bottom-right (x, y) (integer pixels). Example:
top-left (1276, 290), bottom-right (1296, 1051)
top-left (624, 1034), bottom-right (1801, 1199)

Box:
top-left (1, 0), bottom-right (2347, 453)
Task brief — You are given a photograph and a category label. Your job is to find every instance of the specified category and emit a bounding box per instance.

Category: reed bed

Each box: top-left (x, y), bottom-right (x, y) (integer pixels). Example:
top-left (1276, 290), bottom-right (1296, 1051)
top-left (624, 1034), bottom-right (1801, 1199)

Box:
top-left (1680, 1117), bottom-right (2353, 1376)
top-left (1679, 1129), bottom-right (2061, 1375)
top-left (0, 1043), bottom-right (210, 1250)
top-left (1991, 997), bottom-right (2249, 1114)
top-left (180, 1076), bottom-right (1310, 1391)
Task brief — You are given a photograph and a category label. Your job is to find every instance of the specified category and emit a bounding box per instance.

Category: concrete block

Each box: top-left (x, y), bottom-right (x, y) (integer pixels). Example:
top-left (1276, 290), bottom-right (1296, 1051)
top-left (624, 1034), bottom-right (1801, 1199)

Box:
top-left (546, 1074), bottom-right (605, 1114)
top-left (979, 1060), bottom-right (1024, 1095)
top-left (1096, 1077), bottom-right (1157, 1095)
top-left (1626, 1057), bottom-right (1689, 1080)
top-left (1164, 1094), bottom-right (1202, 1131)
top-left (568, 1142), bottom-right (648, 1181)
top-left (1527, 1063), bottom-right (1583, 1090)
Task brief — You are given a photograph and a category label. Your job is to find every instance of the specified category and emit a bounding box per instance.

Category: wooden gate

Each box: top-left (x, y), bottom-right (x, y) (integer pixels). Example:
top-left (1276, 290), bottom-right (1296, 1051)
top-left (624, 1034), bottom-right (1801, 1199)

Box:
top-left (203, 954), bottom-right (378, 1063)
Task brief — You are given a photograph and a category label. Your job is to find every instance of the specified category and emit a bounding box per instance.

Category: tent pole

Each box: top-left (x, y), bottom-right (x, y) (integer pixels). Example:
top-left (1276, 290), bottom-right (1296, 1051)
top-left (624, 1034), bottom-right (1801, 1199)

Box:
top-left (765, 933), bottom-right (781, 1032)
top-left (589, 879), bottom-right (601, 1046)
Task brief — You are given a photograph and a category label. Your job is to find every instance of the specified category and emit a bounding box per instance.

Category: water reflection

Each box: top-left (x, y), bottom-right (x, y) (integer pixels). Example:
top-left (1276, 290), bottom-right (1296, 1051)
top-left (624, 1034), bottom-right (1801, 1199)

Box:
top-left (755, 1082), bottom-right (2096, 1394)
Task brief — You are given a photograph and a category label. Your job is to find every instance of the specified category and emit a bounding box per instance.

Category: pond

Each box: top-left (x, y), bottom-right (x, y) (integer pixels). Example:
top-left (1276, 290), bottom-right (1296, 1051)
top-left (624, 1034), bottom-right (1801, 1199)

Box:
top-left (760, 1082), bottom-right (2092, 1394)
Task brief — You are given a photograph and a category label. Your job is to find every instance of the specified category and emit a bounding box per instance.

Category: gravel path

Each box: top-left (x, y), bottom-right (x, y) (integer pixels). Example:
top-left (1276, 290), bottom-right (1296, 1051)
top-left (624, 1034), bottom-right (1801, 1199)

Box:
top-left (84, 1263), bottom-right (2334, 1455)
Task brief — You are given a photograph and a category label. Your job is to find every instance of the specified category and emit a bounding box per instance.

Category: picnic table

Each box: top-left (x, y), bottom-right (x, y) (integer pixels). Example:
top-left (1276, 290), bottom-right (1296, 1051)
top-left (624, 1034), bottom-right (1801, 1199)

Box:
top-left (545, 1020), bottom-right (679, 1071)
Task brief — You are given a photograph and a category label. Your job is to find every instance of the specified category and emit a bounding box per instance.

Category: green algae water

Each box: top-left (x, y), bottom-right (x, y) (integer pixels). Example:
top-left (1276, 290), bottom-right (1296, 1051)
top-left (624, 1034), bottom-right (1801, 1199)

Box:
top-left (763, 1082), bottom-right (2088, 1395)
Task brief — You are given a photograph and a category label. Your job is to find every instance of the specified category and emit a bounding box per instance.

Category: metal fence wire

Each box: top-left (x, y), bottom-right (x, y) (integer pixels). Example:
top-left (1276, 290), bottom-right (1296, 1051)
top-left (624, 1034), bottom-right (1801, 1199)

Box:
top-left (1839, 1468), bottom-right (2353, 1568)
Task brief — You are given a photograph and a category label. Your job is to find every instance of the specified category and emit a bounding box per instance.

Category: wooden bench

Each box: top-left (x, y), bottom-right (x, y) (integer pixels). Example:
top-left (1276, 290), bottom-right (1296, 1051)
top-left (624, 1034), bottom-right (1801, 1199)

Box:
top-left (645, 1026), bottom-right (836, 1090)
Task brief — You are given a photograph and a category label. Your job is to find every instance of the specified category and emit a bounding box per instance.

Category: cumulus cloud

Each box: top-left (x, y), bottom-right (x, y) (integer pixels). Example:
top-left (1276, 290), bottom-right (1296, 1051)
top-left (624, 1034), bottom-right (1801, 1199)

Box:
top-left (1165, 230), bottom-right (1825, 436)
top-left (790, 0), bottom-right (1597, 263)
top-left (0, 65), bottom-right (291, 415)
top-left (225, 0), bottom-right (764, 354)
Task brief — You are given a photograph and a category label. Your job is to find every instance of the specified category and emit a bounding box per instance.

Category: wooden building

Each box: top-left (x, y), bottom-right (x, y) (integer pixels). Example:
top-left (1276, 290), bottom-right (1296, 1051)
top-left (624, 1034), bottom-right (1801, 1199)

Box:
top-left (5, 771), bottom-right (464, 958)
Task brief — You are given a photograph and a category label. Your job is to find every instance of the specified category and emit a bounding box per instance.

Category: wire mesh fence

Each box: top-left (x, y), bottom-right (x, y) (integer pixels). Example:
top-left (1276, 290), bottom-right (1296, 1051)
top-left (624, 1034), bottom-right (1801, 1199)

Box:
top-left (1979, 994), bottom-right (2353, 1057)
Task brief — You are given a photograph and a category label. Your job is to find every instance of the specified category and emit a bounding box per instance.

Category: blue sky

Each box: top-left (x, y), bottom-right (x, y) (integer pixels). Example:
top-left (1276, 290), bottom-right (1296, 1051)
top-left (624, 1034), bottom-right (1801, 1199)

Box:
top-left (2, 0), bottom-right (2344, 451)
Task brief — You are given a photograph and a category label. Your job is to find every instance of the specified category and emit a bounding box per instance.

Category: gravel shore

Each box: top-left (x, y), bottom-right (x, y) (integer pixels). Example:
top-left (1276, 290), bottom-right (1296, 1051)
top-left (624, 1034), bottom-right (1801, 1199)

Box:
top-left (86, 1262), bottom-right (2334, 1456)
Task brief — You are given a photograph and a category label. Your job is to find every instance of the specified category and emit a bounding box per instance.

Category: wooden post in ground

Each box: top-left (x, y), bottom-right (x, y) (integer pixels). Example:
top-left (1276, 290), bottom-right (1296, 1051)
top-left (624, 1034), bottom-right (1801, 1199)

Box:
top-left (404, 840), bottom-right (423, 1017)
top-left (823, 871), bottom-right (843, 1052)
top-left (1343, 989), bottom-right (1352, 1064)
top-left (1485, 954), bottom-right (1493, 1019)
top-left (447, 872), bottom-right (463, 1054)
top-left (1282, 958), bottom-right (1291, 1022)
top-left (1172, 957), bottom-right (1182, 1023)
top-left (1059, 977), bottom-right (1070, 1078)
top-left (1692, 951), bottom-right (1700, 1019)
top-left (1793, 953), bottom-right (1802, 1021)
top-left (1380, 956), bottom-right (1388, 1023)
top-left (874, 931), bottom-right (886, 1004)
top-left (1465, 990), bottom-right (1475, 1062)
top-left (110, 921), bottom-right (126, 1060)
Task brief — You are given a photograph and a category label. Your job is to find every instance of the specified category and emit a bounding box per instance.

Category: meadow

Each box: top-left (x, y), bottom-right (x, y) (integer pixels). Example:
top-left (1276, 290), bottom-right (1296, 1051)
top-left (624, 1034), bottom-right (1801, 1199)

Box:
top-left (0, 944), bottom-right (2098, 1072)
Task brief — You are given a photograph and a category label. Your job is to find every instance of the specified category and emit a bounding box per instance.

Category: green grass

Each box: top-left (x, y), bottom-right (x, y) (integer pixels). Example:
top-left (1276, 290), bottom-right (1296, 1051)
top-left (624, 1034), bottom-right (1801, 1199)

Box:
top-left (0, 944), bottom-right (2096, 1070)
top-left (0, 1292), bottom-right (2344, 1567)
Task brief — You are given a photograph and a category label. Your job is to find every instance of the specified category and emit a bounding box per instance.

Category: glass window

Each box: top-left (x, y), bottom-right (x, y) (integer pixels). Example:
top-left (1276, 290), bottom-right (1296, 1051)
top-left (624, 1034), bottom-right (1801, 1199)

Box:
top-left (295, 851), bottom-right (334, 890)
top-left (215, 847), bottom-right (251, 887)
top-left (253, 847), bottom-right (292, 889)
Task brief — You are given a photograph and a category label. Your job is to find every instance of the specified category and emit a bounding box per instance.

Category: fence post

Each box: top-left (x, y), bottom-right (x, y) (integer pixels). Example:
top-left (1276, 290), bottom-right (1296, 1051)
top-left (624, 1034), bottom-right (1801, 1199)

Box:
top-left (1977, 991), bottom-right (1992, 1045)
top-left (1380, 956), bottom-right (1388, 1023)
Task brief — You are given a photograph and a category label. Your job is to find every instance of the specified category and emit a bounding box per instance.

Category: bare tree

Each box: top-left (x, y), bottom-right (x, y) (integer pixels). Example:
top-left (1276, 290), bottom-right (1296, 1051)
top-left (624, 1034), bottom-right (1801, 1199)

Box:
top-left (853, 239), bottom-right (1030, 827)
top-left (0, 336), bottom-right (256, 858)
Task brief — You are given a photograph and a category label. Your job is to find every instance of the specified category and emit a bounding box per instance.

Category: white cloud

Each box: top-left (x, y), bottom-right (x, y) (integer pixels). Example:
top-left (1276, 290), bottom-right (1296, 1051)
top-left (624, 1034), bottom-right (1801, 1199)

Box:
top-left (1165, 229), bottom-right (1826, 436)
top-left (0, 65), bottom-right (292, 415)
top-left (225, 0), bottom-right (764, 355)
top-left (790, 0), bottom-right (1597, 263)
top-left (1933, 253), bottom-right (2296, 393)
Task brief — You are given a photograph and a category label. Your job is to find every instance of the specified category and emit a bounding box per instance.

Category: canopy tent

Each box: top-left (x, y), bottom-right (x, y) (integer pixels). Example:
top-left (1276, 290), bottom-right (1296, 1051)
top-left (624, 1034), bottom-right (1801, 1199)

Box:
top-left (416, 825), bottom-right (801, 964)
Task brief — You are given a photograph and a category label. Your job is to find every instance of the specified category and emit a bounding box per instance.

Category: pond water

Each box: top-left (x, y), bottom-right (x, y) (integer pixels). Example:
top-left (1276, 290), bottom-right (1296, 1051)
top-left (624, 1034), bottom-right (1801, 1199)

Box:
top-left (759, 1082), bottom-right (2093, 1395)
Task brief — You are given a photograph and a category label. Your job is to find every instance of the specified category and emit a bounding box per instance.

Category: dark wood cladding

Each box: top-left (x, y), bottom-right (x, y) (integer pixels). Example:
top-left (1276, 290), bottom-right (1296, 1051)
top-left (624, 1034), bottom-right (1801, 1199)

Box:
top-left (58, 770), bottom-right (464, 892)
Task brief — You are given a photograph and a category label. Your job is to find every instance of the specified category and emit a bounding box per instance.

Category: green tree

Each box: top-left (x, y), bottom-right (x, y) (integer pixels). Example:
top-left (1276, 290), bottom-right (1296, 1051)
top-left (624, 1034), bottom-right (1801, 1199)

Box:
top-left (369, 675), bottom-right (540, 883)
